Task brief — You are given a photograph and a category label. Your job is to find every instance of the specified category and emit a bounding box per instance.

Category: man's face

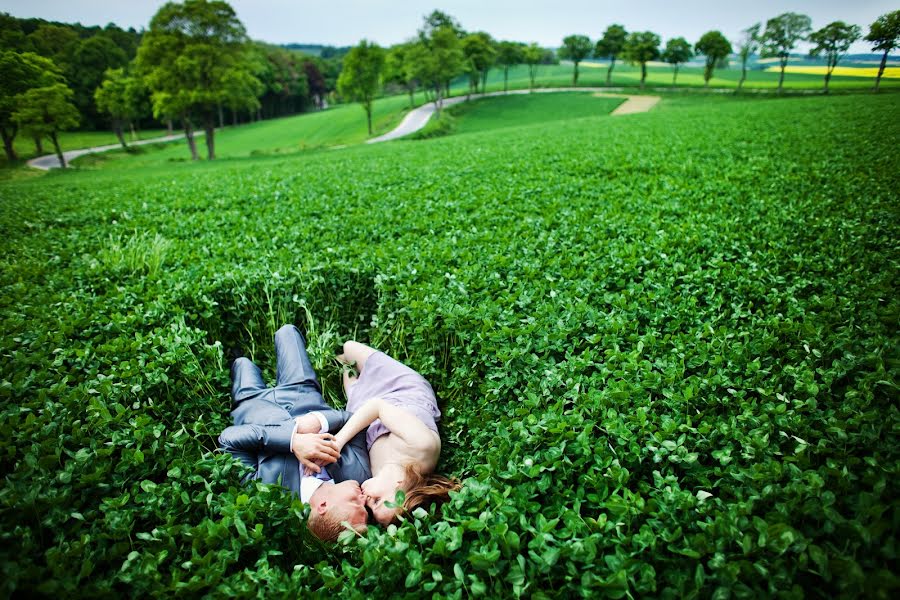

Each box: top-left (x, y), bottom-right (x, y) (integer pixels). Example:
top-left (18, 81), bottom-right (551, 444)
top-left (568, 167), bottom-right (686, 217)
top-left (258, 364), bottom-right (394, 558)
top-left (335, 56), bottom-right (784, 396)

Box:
top-left (329, 480), bottom-right (368, 529)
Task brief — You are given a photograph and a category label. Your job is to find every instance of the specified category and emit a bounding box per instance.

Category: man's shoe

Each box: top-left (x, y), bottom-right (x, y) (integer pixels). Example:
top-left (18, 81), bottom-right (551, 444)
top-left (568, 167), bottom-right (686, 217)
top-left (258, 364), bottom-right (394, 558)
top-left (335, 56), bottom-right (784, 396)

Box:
top-left (226, 346), bottom-right (244, 370)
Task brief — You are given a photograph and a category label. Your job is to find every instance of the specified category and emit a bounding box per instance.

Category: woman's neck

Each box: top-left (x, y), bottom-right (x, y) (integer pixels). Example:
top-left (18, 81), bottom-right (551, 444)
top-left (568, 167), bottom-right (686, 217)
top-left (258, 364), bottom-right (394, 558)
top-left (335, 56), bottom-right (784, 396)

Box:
top-left (374, 461), bottom-right (407, 484)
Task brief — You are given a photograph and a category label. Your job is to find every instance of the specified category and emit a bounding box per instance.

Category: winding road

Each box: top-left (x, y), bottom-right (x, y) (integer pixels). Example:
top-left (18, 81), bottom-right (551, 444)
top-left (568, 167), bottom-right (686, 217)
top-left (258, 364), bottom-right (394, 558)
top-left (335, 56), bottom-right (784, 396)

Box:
top-left (27, 88), bottom-right (659, 169)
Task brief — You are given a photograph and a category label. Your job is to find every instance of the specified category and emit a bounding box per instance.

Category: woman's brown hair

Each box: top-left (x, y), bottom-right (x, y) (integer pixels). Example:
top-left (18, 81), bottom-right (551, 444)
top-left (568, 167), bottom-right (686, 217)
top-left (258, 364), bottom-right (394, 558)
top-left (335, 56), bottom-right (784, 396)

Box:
top-left (397, 464), bottom-right (461, 522)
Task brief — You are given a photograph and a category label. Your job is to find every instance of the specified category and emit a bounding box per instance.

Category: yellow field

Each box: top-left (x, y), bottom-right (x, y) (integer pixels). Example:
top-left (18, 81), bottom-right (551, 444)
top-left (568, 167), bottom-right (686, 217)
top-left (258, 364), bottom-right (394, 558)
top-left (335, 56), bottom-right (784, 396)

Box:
top-left (765, 65), bottom-right (900, 78)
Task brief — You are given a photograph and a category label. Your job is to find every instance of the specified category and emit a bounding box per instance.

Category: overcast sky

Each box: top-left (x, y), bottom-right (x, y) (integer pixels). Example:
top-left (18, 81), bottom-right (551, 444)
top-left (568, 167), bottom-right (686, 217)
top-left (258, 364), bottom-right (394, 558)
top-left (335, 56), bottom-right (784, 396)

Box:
top-left (1, 1), bottom-right (894, 54)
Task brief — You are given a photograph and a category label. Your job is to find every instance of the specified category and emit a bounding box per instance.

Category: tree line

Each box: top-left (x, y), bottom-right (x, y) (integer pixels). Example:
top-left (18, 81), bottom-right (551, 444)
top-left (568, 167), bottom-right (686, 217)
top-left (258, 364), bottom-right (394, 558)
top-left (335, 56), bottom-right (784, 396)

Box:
top-left (338, 10), bottom-right (898, 135)
top-left (2, 3), bottom-right (898, 165)
top-left (563, 12), bottom-right (899, 93)
top-left (0, 2), bottom-right (345, 165)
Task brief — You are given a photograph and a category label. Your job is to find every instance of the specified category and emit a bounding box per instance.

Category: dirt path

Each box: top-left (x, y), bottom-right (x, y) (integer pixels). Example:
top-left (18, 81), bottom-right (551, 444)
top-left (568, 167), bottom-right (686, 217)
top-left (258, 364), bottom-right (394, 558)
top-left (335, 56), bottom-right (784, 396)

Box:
top-left (27, 132), bottom-right (204, 170)
top-left (367, 88), bottom-right (661, 143)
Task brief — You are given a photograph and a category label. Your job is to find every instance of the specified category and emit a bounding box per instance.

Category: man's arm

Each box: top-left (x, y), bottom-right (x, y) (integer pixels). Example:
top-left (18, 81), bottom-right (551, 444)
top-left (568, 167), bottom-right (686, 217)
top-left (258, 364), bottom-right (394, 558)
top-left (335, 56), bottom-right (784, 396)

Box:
top-left (219, 421), bottom-right (298, 457)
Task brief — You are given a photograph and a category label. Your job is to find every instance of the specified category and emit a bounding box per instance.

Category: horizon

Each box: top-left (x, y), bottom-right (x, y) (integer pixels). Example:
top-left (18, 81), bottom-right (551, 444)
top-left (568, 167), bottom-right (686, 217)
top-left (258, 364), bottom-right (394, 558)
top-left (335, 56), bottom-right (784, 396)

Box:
top-left (0, 0), bottom-right (896, 55)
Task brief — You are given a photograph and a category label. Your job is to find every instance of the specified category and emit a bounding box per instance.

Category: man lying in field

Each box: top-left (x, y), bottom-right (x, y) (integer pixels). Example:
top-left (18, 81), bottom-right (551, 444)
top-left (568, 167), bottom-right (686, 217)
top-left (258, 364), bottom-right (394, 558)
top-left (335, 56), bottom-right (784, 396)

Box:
top-left (218, 324), bottom-right (371, 541)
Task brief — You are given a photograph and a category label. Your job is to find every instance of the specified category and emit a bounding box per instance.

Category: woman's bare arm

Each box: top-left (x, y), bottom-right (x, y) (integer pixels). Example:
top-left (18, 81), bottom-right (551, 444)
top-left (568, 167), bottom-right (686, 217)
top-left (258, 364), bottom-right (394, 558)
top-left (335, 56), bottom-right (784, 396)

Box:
top-left (333, 397), bottom-right (440, 456)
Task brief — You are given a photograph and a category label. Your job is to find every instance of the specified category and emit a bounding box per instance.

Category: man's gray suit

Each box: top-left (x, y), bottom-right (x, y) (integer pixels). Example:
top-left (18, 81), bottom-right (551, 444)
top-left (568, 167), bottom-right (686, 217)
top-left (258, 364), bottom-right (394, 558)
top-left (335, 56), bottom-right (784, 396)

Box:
top-left (218, 325), bottom-right (370, 493)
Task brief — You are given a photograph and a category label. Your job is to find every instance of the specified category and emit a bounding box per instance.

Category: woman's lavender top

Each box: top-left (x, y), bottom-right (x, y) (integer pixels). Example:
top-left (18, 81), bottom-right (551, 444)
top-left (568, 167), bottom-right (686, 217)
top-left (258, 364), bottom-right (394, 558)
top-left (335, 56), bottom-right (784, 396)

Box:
top-left (346, 351), bottom-right (441, 450)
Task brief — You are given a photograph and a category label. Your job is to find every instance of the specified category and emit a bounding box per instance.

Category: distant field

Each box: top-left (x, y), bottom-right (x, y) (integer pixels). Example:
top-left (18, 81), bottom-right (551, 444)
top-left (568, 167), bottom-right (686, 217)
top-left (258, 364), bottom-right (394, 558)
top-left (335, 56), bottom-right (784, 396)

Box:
top-left (474, 62), bottom-right (900, 91)
top-left (766, 65), bottom-right (900, 78)
top-left (418, 92), bottom-right (624, 138)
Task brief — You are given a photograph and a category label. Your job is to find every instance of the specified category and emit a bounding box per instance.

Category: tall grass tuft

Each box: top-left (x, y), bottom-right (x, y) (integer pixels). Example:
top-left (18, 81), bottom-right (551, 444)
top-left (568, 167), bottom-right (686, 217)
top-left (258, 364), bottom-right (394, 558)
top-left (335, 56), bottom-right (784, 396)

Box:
top-left (98, 231), bottom-right (172, 277)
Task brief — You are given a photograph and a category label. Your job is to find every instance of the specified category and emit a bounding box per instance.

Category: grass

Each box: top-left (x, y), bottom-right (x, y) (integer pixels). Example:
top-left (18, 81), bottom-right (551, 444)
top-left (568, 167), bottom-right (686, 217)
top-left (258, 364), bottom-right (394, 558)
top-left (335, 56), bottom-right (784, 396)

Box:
top-left (476, 62), bottom-right (900, 92)
top-left (3, 60), bottom-right (894, 175)
top-left (0, 128), bottom-right (167, 168)
top-left (1, 92), bottom-right (897, 597)
top-left (73, 94), bottom-right (423, 170)
top-left (414, 92), bottom-right (624, 139)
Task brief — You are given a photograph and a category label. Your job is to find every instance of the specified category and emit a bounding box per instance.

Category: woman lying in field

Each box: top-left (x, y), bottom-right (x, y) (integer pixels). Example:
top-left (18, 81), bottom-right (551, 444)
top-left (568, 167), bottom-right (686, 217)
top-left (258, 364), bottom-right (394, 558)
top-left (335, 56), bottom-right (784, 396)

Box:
top-left (331, 341), bottom-right (460, 525)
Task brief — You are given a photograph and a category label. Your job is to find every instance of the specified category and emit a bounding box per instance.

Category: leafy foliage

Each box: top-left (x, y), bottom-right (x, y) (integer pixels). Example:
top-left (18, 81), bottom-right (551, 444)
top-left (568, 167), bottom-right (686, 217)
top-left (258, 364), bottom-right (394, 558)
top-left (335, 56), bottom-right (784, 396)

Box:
top-left (0, 92), bottom-right (898, 598)
top-left (623, 31), bottom-right (661, 88)
top-left (760, 12), bottom-right (813, 91)
top-left (595, 24), bottom-right (629, 85)
top-left (0, 50), bottom-right (63, 161)
top-left (808, 22), bottom-right (862, 92)
top-left (337, 40), bottom-right (385, 135)
top-left (661, 38), bottom-right (693, 85)
top-left (694, 31), bottom-right (732, 86)
top-left (134, 0), bottom-right (261, 159)
top-left (12, 82), bottom-right (79, 166)
top-left (558, 35), bottom-right (593, 86)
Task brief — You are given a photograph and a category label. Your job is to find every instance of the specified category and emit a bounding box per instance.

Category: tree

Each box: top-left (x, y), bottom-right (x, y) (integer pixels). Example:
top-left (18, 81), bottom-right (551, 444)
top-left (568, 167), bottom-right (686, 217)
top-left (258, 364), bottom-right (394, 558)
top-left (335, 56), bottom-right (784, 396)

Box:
top-left (420, 25), bottom-right (464, 113)
top-left (26, 24), bottom-right (79, 69)
top-left (759, 12), bottom-right (812, 93)
top-left (337, 40), bottom-right (384, 135)
top-left (418, 12), bottom-right (465, 105)
top-left (222, 68), bottom-right (264, 126)
top-left (123, 75), bottom-right (151, 137)
top-left (419, 10), bottom-right (464, 41)
top-left (559, 35), bottom-right (593, 86)
top-left (384, 43), bottom-right (418, 108)
top-left (736, 24), bottom-right (760, 91)
top-left (13, 83), bottom-right (79, 167)
top-left (695, 31), bottom-right (732, 86)
top-left (623, 31), bottom-right (661, 89)
top-left (865, 11), bottom-right (900, 92)
top-left (304, 60), bottom-right (328, 109)
top-left (809, 21), bottom-right (862, 93)
top-left (496, 41), bottom-right (524, 93)
top-left (94, 68), bottom-right (133, 148)
top-left (595, 25), bottom-right (628, 86)
top-left (254, 44), bottom-right (309, 120)
top-left (135, 0), bottom-right (261, 160)
top-left (661, 37), bottom-right (693, 85)
top-left (462, 32), bottom-right (496, 96)
top-left (0, 51), bottom-right (62, 161)
top-left (67, 36), bottom-right (128, 128)
top-left (523, 43), bottom-right (544, 90)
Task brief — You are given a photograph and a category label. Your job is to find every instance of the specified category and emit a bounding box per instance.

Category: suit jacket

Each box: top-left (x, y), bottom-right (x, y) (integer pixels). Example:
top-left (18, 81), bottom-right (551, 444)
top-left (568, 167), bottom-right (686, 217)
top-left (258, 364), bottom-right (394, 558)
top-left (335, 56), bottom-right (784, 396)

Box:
top-left (218, 387), bottom-right (371, 494)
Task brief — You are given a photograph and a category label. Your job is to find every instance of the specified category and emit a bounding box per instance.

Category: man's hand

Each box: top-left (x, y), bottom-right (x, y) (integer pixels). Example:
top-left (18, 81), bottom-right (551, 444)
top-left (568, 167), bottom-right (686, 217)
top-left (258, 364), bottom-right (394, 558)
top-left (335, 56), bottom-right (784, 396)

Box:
top-left (292, 432), bottom-right (340, 474)
top-left (295, 413), bottom-right (323, 434)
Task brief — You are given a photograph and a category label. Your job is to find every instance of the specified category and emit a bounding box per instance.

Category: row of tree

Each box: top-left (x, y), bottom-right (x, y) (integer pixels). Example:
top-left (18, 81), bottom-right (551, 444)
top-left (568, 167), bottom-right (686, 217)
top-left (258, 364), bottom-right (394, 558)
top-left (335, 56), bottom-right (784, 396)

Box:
top-left (337, 11), bottom-right (565, 135)
top-left (339, 9), bottom-right (898, 137)
top-left (0, 5), bottom-right (346, 164)
top-left (561, 11), bottom-right (899, 93)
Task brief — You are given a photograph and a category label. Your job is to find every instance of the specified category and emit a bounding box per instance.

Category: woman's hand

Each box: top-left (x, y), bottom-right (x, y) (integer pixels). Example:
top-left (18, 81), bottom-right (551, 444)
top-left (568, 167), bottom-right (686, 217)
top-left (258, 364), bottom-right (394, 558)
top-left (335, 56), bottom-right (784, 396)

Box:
top-left (292, 432), bottom-right (340, 474)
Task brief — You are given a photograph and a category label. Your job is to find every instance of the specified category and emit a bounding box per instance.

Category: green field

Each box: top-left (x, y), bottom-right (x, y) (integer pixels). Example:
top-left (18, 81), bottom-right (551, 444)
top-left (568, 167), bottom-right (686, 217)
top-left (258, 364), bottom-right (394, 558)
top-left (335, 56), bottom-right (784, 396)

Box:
top-left (0, 129), bottom-right (168, 168)
top-left (73, 94), bottom-right (422, 171)
top-left (1, 93), bottom-right (898, 597)
top-left (417, 93), bottom-right (624, 138)
top-left (477, 62), bottom-right (900, 92)
top-left (2, 61), bottom-right (895, 175)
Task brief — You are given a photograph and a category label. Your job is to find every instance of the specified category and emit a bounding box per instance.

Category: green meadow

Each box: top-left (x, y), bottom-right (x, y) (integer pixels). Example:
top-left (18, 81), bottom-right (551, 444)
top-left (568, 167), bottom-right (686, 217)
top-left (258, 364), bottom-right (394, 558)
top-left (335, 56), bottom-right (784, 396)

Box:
top-left (74, 94), bottom-right (421, 170)
top-left (0, 129), bottom-right (167, 168)
top-left (480, 62), bottom-right (900, 91)
top-left (1, 90), bottom-right (898, 597)
top-left (416, 93), bottom-right (624, 138)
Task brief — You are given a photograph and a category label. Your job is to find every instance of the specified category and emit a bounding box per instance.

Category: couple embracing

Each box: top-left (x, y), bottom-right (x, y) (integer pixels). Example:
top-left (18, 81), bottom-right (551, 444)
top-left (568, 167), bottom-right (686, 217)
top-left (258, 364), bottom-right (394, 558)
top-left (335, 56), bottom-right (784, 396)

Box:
top-left (218, 324), bottom-right (459, 541)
